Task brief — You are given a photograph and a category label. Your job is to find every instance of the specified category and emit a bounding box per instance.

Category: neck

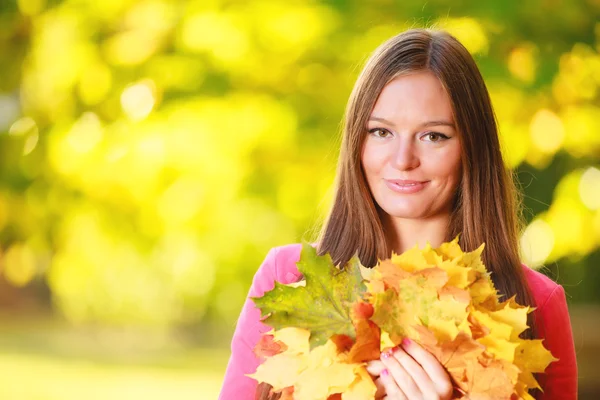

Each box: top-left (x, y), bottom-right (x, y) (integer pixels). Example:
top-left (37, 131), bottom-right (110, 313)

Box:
top-left (383, 213), bottom-right (451, 254)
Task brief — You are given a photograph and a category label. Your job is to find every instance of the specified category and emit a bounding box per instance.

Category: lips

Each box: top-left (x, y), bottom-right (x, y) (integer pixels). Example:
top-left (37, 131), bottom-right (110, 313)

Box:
top-left (384, 179), bottom-right (429, 194)
top-left (386, 179), bottom-right (428, 185)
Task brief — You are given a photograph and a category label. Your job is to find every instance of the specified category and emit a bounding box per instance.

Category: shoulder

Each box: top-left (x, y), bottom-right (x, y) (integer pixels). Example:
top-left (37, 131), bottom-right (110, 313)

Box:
top-left (521, 265), bottom-right (578, 396)
top-left (521, 264), bottom-right (563, 310)
top-left (263, 243), bottom-right (305, 285)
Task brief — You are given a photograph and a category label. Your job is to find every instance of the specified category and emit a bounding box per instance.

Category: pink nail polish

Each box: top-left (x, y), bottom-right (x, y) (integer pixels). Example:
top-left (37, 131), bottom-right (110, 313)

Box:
top-left (402, 337), bottom-right (411, 346)
top-left (381, 369), bottom-right (389, 377)
top-left (381, 350), bottom-right (391, 359)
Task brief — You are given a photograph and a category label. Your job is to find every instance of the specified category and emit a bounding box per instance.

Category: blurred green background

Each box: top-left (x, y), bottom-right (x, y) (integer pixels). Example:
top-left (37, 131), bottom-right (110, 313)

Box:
top-left (0, 0), bottom-right (599, 398)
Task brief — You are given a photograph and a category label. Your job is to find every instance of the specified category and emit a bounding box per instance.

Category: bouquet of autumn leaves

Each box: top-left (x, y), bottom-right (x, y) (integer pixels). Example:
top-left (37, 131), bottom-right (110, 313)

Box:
top-left (249, 239), bottom-right (556, 400)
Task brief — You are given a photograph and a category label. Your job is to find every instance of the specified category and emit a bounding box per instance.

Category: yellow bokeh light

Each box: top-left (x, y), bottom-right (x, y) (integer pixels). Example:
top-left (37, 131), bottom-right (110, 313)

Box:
top-left (520, 218), bottom-right (554, 268)
top-left (157, 176), bottom-right (205, 226)
top-left (17, 0), bottom-right (46, 16)
top-left (561, 105), bottom-right (600, 158)
top-left (124, 0), bottom-right (175, 34)
top-left (256, 4), bottom-right (338, 51)
top-left (66, 112), bottom-right (103, 154)
top-left (579, 167), bottom-right (600, 210)
top-left (23, 132), bottom-right (40, 155)
top-left (498, 122), bottom-right (529, 168)
top-left (103, 30), bottom-right (160, 66)
top-left (9, 116), bottom-right (37, 137)
top-left (121, 80), bottom-right (156, 121)
top-left (78, 62), bottom-right (113, 105)
top-left (508, 44), bottom-right (537, 83)
top-left (179, 12), bottom-right (250, 64)
top-left (529, 109), bottom-right (565, 154)
top-left (546, 171), bottom-right (598, 259)
top-left (435, 17), bottom-right (488, 55)
top-left (10, 117), bottom-right (40, 155)
top-left (2, 243), bottom-right (37, 287)
top-left (552, 44), bottom-right (600, 105)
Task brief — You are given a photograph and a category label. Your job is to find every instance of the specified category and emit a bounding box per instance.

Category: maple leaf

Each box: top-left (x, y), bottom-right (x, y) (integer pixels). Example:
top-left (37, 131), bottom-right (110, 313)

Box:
top-left (514, 338), bottom-right (558, 390)
top-left (371, 267), bottom-right (468, 343)
top-left (250, 331), bottom-right (372, 400)
top-left (342, 366), bottom-right (378, 400)
top-left (252, 242), bottom-right (366, 349)
top-left (466, 356), bottom-right (520, 399)
top-left (415, 326), bottom-right (484, 385)
top-left (346, 301), bottom-right (380, 363)
top-left (254, 333), bottom-right (287, 360)
top-left (251, 237), bottom-right (556, 399)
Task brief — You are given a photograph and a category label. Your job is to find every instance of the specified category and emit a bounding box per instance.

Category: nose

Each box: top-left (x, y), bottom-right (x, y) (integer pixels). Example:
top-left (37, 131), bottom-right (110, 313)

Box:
top-left (390, 136), bottom-right (420, 171)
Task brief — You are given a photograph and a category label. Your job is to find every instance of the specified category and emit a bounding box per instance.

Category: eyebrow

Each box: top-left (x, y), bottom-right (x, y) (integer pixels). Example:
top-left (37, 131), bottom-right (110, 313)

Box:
top-left (368, 116), bottom-right (456, 129)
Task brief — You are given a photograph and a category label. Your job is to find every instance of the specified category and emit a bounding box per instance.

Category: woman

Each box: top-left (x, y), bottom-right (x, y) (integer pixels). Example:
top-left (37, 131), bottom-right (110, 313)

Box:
top-left (219, 29), bottom-right (577, 399)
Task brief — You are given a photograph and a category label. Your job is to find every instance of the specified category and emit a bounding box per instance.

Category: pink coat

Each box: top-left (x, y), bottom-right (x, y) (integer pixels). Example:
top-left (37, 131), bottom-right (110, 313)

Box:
top-left (218, 244), bottom-right (578, 400)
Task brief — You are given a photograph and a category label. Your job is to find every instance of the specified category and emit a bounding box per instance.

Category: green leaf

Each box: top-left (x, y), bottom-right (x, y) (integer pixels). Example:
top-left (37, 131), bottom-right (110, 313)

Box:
top-left (252, 242), bottom-right (366, 349)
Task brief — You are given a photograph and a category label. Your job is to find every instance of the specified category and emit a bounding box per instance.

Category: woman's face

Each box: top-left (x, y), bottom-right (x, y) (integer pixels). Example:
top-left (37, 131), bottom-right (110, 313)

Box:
top-left (361, 70), bottom-right (462, 222)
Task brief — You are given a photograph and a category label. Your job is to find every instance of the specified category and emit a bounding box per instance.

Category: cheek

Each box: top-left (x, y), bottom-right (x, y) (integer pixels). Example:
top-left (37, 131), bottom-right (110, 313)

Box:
top-left (427, 147), bottom-right (462, 183)
top-left (361, 143), bottom-right (382, 176)
top-left (447, 154), bottom-right (462, 188)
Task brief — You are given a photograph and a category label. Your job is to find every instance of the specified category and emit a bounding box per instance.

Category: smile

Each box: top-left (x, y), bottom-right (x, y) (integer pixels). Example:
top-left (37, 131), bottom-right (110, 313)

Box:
top-left (384, 179), bottom-right (429, 194)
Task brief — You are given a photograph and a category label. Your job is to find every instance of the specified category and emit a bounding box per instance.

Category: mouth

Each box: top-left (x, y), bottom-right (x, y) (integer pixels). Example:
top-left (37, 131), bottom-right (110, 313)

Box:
top-left (384, 179), bottom-right (429, 193)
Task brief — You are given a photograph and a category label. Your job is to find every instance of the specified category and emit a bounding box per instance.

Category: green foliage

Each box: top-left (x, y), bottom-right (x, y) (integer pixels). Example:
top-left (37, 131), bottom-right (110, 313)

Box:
top-left (0, 0), bottom-right (598, 329)
top-left (252, 242), bottom-right (365, 349)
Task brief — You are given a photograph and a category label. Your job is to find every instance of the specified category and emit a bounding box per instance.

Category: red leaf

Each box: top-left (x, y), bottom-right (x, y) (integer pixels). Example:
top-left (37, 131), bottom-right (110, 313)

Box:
top-left (254, 334), bottom-right (287, 360)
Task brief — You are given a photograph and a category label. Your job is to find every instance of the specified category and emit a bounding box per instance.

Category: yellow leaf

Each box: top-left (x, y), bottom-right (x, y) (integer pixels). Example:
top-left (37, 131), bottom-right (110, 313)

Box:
top-left (295, 341), bottom-right (357, 400)
top-left (273, 327), bottom-right (311, 354)
top-left (360, 264), bottom-right (376, 280)
top-left (477, 334), bottom-right (520, 363)
top-left (436, 236), bottom-right (464, 260)
top-left (469, 276), bottom-right (498, 305)
top-left (421, 243), bottom-right (445, 265)
top-left (514, 339), bottom-right (558, 373)
top-left (380, 330), bottom-right (395, 350)
top-left (429, 318), bottom-right (460, 342)
top-left (249, 353), bottom-right (306, 390)
top-left (391, 245), bottom-right (431, 272)
top-left (489, 297), bottom-right (530, 340)
top-left (437, 258), bottom-right (475, 289)
top-left (460, 243), bottom-right (486, 272)
top-left (342, 366), bottom-right (378, 400)
top-left (471, 310), bottom-right (513, 340)
top-left (515, 380), bottom-right (536, 400)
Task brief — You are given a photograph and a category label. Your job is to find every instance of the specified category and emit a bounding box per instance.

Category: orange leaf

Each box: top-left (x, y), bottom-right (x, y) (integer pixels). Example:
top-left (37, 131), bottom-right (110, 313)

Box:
top-left (347, 301), bottom-right (381, 363)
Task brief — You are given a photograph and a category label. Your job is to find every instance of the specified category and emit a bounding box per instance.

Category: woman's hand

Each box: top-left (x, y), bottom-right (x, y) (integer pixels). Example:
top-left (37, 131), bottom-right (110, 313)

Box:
top-left (366, 338), bottom-right (454, 400)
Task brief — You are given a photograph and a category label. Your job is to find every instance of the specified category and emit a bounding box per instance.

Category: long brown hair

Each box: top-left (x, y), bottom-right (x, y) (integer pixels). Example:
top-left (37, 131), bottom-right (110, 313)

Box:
top-left (317, 28), bottom-right (537, 334)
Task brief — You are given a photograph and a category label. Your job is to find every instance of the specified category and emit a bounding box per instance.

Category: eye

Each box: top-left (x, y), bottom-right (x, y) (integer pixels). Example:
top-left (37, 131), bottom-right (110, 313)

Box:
top-left (422, 132), bottom-right (450, 142)
top-left (368, 128), bottom-right (392, 138)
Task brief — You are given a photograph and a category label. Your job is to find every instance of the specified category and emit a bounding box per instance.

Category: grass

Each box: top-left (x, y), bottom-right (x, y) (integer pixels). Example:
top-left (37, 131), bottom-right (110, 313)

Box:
top-left (0, 350), bottom-right (227, 399)
top-left (0, 315), bottom-right (230, 400)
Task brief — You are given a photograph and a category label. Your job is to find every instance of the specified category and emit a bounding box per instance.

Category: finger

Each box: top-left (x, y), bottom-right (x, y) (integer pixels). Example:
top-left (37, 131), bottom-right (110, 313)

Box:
top-left (379, 368), bottom-right (407, 400)
top-left (366, 360), bottom-right (386, 376)
top-left (381, 349), bottom-right (421, 399)
top-left (374, 377), bottom-right (386, 399)
top-left (389, 345), bottom-right (438, 399)
top-left (401, 338), bottom-right (454, 398)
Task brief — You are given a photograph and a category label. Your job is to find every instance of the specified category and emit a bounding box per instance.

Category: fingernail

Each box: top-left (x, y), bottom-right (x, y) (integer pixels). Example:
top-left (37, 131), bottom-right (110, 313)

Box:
top-left (402, 337), bottom-right (411, 346)
top-left (381, 368), bottom-right (389, 377)
top-left (381, 350), bottom-right (391, 359)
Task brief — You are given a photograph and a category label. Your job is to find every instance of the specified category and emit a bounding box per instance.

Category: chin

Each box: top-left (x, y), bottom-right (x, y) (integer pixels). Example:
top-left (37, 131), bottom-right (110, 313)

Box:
top-left (381, 204), bottom-right (429, 220)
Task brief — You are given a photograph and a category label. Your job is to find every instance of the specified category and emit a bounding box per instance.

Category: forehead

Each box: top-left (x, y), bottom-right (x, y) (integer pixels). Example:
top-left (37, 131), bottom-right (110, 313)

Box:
top-left (370, 71), bottom-right (454, 123)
